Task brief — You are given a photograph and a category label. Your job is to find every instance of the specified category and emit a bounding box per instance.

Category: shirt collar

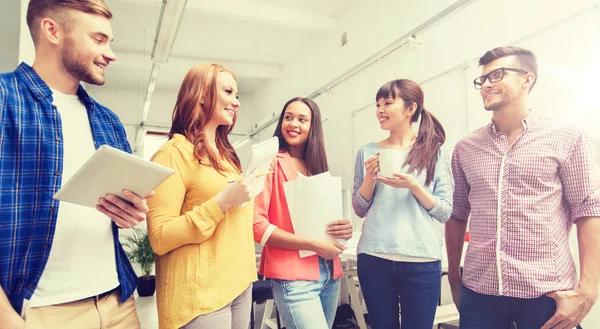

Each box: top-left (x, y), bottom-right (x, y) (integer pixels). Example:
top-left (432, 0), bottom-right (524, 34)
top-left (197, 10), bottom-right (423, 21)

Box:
top-left (488, 109), bottom-right (539, 135)
top-left (16, 62), bottom-right (95, 106)
top-left (275, 150), bottom-right (299, 181)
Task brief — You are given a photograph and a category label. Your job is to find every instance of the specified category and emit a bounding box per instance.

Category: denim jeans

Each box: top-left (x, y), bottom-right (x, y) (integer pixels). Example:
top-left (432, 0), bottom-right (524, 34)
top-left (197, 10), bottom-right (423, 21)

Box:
top-left (459, 285), bottom-right (560, 329)
top-left (357, 253), bottom-right (441, 329)
top-left (270, 257), bottom-right (341, 329)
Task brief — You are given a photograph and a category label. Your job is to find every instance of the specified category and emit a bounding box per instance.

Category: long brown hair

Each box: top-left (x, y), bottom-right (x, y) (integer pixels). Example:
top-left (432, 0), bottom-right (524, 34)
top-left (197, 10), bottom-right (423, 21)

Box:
top-left (376, 79), bottom-right (445, 186)
top-left (169, 63), bottom-right (241, 173)
top-left (273, 97), bottom-right (329, 176)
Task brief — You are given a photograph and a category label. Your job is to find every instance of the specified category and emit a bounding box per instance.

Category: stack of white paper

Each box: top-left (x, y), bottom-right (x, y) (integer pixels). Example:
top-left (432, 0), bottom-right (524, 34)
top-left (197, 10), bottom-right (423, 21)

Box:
top-left (283, 172), bottom-right (346, 257)
top-left (241, 137), bottom-right (279, 197)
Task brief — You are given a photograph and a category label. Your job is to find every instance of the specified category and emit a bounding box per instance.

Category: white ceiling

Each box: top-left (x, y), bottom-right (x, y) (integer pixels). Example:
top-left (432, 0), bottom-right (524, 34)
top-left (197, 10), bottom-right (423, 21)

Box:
top-left (103, 0), bottom-right (356, 93)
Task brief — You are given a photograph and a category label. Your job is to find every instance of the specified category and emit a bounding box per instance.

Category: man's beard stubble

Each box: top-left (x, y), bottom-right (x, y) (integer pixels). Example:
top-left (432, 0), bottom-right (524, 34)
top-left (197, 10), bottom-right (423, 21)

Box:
top-left (61, 37), bottom-right (105, 86)
top-left (484, 92), bottom-right (512, 112)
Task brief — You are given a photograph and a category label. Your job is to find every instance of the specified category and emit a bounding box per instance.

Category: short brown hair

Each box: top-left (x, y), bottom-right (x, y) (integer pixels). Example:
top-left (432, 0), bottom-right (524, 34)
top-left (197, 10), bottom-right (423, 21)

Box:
top-left (479, 46), bottom-right (538, 91)
top-left (27, 0), bottom-right (112, 44)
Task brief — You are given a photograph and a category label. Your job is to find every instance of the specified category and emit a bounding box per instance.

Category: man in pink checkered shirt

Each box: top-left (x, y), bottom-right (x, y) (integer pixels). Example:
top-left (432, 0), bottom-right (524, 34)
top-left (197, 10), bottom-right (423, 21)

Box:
top-left (445, 46), bottom-right (600, 329)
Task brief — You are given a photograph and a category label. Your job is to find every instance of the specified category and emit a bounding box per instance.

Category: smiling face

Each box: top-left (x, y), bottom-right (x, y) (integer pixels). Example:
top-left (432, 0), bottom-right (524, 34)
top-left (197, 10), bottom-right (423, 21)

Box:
top-left (208, 71), bottom-right (240, 127)
top-left (59, 10), bottom-right (116, 85)
top-left (375, 96), bottom-right (415, 131)
top-left (479, 56), bottom-right (529, 112)
top-left (280, 101), bottom-right (312, 148)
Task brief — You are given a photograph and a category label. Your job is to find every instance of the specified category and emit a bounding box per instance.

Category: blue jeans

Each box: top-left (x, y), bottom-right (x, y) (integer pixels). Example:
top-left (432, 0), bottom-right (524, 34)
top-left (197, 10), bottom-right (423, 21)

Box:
top-left (357, 253), bottom-right (441, 329)
top-left (270, 257), bottom-right (341, 329)
top-left (459, 286), bottom-right (557, 329)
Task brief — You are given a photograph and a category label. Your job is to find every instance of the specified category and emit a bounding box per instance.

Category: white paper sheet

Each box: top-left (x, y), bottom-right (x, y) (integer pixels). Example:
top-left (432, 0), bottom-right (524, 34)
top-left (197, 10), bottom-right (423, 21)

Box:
top-left (284, 172), bottom-right (346, 257)
top-left (241, 137), bottom-right (279, 197)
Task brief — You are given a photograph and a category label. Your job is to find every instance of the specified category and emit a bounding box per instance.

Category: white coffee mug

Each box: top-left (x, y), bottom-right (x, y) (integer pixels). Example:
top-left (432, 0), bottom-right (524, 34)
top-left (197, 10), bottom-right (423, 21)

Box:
top-left (378, 149), bottom-right (404, 178)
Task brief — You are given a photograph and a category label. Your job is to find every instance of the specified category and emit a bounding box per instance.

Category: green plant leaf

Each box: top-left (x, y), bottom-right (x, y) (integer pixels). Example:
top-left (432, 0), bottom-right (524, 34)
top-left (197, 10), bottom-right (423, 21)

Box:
top-left (122, 227), bottom-right (155, 277)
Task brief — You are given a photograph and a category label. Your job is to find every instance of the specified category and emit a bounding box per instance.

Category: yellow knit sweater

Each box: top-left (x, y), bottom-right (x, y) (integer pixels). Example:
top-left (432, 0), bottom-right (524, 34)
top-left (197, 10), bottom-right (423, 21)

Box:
top-left (147, 134), bottom-right (257, 329)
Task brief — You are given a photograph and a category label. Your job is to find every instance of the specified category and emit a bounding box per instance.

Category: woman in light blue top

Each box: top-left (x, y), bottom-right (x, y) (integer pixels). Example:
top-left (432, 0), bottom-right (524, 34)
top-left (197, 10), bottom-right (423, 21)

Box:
top-left (352, 79), bottom-right (453, 329)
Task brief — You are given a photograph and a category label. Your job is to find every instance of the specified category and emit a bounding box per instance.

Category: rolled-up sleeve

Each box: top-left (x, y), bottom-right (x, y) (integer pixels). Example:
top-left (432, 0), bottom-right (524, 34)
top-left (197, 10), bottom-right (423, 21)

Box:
top-left (450, 143), bottom-right (471, 221)
top-left (428, 149), bottom-right (454, 223)
top-left (559, 130), bottom-right (600, 222)
top-left (352, 148), bottom-right (372, 218)
top-left (253, 159), bottom-right (278, 245)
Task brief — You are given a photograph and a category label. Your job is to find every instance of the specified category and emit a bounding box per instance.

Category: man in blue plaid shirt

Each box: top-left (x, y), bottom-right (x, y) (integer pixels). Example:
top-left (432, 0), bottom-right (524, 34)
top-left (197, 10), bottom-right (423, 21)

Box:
top-left (0, 1), bottom-right (152, 328)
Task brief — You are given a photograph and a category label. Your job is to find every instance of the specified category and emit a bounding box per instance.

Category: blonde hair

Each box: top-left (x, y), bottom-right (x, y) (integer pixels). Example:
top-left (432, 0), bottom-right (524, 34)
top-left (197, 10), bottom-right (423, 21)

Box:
top-left (27, 0), bottom-right (112, 43)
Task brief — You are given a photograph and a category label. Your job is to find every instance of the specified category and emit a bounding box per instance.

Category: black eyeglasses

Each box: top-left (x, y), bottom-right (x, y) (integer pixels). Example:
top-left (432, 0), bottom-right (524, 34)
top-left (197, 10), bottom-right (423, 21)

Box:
top-left (473, 67), bottom-right (529, 90)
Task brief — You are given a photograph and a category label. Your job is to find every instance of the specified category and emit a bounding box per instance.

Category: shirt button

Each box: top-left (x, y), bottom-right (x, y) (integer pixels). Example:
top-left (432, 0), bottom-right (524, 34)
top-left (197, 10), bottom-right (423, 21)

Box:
top-left (54, 170), bottom-right (60, 175)
top-left (50, 206), bottom-right (55, 212)
top-left (56, 136), bottom-right (61, 141)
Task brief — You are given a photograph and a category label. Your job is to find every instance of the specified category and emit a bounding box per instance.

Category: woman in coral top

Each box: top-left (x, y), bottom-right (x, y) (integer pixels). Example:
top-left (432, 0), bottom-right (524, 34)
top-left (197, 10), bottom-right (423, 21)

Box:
top-left (253, 97), bottom-right (353, 329)
top-left (147, 64), bottom-right (258, 329)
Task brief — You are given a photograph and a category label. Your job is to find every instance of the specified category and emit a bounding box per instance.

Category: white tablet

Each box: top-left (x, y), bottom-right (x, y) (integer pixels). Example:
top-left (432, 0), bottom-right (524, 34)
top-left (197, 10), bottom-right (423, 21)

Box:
top-left (53, 145), bottom-right (175, 208)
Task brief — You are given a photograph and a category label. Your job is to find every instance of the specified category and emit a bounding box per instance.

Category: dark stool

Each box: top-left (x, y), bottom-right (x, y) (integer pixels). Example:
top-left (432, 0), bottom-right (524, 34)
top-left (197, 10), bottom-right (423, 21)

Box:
top-left (250, 278), bottom-right (281, 329)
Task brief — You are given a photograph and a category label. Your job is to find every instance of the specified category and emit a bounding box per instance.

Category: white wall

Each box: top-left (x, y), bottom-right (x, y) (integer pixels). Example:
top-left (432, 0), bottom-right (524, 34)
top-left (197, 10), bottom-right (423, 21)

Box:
top-left (0, 0), bottom-right (37, 72)
top-left (18, 0), bottom-right (35, 66)
top-left (248, 0), bottom-right (600, 323)
top-left (249, 0), bottom-right (600, 198)
top-left (250, 0), bottom-right (600, 182)
top-left (0, 1), bottom-right (22, 72)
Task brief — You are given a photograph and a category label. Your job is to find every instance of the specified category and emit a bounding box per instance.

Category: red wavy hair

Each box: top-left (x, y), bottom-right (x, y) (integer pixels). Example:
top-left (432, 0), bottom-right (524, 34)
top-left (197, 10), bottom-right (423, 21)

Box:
top-left (169, 63), bottom-right (241, 173)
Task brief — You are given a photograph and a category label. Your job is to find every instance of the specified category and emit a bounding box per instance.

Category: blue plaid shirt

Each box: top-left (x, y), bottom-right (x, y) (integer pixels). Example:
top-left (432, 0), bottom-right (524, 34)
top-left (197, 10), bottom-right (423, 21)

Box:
top-left (0, 63), bottom-right (137, 314)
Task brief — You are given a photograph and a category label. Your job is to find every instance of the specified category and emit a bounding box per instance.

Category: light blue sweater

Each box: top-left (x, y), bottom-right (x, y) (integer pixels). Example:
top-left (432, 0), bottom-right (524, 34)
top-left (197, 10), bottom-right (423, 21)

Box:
top-left (352, 143), bottom-right (454, 260)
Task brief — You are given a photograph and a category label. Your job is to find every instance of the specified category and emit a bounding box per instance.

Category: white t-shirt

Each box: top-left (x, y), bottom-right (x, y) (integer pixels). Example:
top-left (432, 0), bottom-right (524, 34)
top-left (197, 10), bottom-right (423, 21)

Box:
top-left (29, 89), bottom-right (119, 307)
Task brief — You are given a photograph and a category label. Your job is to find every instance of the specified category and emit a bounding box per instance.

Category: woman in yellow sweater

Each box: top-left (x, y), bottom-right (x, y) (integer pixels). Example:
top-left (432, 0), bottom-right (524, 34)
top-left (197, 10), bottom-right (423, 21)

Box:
top-left (147, 63), bottom-right (258, 329)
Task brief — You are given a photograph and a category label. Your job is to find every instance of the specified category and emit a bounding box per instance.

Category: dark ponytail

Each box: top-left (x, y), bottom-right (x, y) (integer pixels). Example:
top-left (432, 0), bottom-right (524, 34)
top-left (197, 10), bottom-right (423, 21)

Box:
top-left (376, 79), bottom-right (446, 186)
top-left (410, 107), bottom-right (445, 186)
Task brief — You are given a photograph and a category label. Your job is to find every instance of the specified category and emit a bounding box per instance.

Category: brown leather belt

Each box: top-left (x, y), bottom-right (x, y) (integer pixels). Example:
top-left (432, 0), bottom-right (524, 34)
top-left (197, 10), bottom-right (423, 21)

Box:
top-left (81, 286), bottom-right (119, 302)
top-left (96, 287), bottom-right (116, 300)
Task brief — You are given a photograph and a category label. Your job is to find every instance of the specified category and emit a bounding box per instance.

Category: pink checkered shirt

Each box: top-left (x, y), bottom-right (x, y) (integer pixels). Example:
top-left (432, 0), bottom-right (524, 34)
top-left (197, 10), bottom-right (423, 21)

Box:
top-left (451, 114), bottom-right (600, 298)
